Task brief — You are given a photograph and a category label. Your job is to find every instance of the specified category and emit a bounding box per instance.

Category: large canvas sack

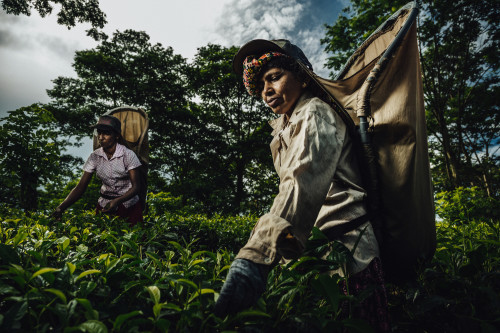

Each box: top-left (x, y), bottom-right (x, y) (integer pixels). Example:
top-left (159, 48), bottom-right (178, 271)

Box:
top-left (93, 106), bottom-right (149, 211)
top-left (308, 2), bottom-right (436, 281)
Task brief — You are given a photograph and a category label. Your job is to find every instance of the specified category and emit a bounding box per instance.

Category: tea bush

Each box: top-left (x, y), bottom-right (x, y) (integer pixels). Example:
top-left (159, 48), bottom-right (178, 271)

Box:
top-left (0, 208), bottom-right (368, 332)
top-left (435, 187), bottom-right (499, 225)
top-left (1, 190), bottom-right (499, 332)
top-left (387, 216), bottom-right (500, 332)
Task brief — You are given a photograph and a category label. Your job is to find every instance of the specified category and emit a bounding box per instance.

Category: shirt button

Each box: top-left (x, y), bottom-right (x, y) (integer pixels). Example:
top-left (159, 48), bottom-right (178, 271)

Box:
top-left (264, 257), bottom-right (272, 264)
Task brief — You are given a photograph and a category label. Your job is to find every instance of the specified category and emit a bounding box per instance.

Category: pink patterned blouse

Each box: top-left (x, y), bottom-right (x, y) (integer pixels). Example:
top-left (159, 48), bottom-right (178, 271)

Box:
top-left (83, 143), bottom-right (142, 208)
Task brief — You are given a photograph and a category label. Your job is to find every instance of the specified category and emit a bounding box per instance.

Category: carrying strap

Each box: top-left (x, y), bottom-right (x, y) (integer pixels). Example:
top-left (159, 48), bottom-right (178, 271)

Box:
top-left (323, 214), bottom-right (371, 241)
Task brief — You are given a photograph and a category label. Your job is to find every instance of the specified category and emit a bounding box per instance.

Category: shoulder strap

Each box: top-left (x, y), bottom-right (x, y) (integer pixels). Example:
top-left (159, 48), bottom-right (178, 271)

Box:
top-left (323, 214), bottom-right (371, 241)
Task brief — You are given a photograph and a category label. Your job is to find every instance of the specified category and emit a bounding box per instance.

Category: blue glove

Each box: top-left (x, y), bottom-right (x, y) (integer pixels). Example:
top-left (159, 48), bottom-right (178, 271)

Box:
top-left (214, 258), bottom-right (268, 317)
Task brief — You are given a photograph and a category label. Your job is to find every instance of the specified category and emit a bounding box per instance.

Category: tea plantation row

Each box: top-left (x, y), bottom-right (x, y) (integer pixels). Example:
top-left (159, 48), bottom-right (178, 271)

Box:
top-left (0, 204), bottom-right (498, 332)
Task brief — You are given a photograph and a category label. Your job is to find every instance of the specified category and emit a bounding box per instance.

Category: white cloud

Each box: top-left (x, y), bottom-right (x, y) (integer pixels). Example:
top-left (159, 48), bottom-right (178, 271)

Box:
top-left (0, 0), bottom-right (345, 159)
top-left (214, 0), bottom-right (343, 77)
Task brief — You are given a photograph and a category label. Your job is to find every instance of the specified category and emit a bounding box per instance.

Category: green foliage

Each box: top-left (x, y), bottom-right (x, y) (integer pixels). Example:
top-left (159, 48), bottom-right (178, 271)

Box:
top-left (183, 44), bottom-right (278, 215)
top-left (0, 197), bottom-right (499, 332)
top-left (47, 36), bottom-right (279, 215)
top-left (0, 209), bottom-right (372, 332)
top-left (0, 212), bottom-right (224, 331)
top-left (387, 218), bottom-right (500, 332)
top-left (44, 173), bottom-right (103, 213)
top-left (1, 0), bottom-right (107, 40)
top-left (322, 0), bottom-right (500, 193)
top-left (146, 192), bottom-right (257, 251)
top-left (436, 187), bottom-right (499, 224)
top-left (321, 0), bottom-right (408, 74)
top-left (0, 105), bottom-right (79, 211)
top-left (146, 192), bottom-right (187, 216)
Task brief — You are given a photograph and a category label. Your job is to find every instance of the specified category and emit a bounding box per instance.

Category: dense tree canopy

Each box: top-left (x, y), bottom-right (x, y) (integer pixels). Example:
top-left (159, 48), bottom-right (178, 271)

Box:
top-left (1, 0), bottom-right (107, 39)
top-left (0, 105), bottom-right (78, 210)
top-left (321, 0), bottom-right (499, 195)
top-left (46, 29), bottom-right (196, 195)
top-left (187, 44), bottom-right (277, 214)
top-left (3, 0), bottom-right (497, 214)
top-left (45, 31), bottom-right (277, 214)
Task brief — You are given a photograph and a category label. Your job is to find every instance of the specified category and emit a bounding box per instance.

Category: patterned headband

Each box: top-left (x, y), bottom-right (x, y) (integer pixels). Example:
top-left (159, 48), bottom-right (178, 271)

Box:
top-left (242, 52), bottom-right (289, 96)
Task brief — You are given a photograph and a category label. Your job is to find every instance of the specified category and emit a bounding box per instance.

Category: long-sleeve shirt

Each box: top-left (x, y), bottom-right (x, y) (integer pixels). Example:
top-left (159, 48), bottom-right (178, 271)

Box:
top-left (236, 92), bottom-right (379, 276)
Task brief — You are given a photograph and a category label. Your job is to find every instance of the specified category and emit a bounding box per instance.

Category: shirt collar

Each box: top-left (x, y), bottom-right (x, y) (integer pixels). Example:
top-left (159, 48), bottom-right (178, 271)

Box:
top-left (95, 143), bottom-right (125, 160)
top-left (269, 91), bottom-right (314, 136)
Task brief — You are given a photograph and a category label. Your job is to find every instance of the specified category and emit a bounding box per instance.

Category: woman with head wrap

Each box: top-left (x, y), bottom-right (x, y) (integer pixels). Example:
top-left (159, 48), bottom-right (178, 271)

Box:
top-left (52, 115), bottom-right (143, 226)
top-left (214, 40), bottom-right (389, 332)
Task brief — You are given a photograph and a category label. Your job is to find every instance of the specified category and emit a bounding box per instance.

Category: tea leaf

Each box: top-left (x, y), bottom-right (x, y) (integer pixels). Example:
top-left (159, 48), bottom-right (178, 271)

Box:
top-left (188, 288), bottom-right (215, 302)
top-left (163, 303), bottom-right (182, 312)
top-left (189, 259), bottom-right (205, 267)
top-left (75, 269), bottom-right (101, 281)
top-left (155, 318), bottom-right (171, 332)
top-left (62, 238), bottom-right (70, 251)
top-left (311, 274), bottom-right (340, 312)
top-left (97, 253), bottom-right (112, 262)
top-left (75, 298), bottom-right (98, 319)
top-left (79, 320), bottom-right (108, 333)
top-left (146, 285), bottom-right (161, 304)
top-left (234, 309), bottom-right (272, 319)
top-left (176, 278), bottom-right (198, 290)
top-left (66, 262), bottom-right (76, 275)
top-left (153, 303), bottom-right (163, 318)
top-left (30, 267), bottom-right (60, 281)
top-left (12, 232), bottom-right (28, 247)
top-left (44, 288), bottom-right (67, 303)
top-left (113, 310), bottom-right (143, 331)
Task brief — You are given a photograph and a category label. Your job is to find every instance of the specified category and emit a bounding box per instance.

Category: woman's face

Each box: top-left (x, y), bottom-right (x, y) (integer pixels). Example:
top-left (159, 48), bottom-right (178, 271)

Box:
top-left (97, 129), bottom-right (118, 149)
top-left (259, 67), bottom-right (304, 117)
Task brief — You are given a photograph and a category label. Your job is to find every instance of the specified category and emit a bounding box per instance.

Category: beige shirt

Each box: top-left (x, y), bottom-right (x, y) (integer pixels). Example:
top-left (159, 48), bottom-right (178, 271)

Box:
top-left (236, 92), bottom-right (379, 276)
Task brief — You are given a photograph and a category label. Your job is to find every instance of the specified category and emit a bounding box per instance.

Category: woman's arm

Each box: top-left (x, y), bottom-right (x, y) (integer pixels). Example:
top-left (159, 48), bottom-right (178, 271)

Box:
top-left (53, 171), bottom-right (93, 218)
top-left (237, 100), bottom-right (346, 264)
top-left (102, 168), bottom-right (140, 212)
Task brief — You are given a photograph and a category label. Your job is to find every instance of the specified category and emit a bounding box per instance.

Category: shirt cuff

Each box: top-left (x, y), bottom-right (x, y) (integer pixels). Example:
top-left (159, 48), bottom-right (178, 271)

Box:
top-left (235, 213), bottom-right (295, 265)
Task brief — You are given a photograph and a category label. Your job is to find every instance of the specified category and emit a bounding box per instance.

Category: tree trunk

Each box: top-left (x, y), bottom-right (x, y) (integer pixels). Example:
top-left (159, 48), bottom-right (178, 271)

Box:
top-left (20, 171), bottom-right (38, 211)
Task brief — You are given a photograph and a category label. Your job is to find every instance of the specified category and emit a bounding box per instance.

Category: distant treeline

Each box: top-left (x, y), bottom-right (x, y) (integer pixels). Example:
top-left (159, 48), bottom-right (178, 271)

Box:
top-left (0, 0), bottom-right (498, 214)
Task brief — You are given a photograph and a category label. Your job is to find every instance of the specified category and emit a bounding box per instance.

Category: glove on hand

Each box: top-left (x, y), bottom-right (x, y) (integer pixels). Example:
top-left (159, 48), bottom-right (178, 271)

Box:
top-left (214, 258), bottom-right (268, 317)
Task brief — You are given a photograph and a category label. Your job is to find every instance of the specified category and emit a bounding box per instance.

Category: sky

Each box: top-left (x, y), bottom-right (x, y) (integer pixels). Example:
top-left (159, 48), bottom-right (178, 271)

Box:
top-left (0, 0), bottom-right (347, 158)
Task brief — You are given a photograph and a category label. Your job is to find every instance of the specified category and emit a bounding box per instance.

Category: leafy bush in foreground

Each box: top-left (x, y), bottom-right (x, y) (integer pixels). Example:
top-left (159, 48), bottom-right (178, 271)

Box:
top-left (435, 187), bottom-right (499, 225)
top-left (1, 197), bottom-right (499, 332)
top-left (387, 219), bottom-right (500, 332)
top-left (0, 210), bottom-right (367, 332)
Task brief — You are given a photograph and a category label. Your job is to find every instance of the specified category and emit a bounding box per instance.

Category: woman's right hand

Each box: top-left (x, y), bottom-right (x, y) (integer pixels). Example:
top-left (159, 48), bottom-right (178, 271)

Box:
top-left (51, 207), bottom-right (64, 220)
top-left (102, 199), bottom-right (120, 213)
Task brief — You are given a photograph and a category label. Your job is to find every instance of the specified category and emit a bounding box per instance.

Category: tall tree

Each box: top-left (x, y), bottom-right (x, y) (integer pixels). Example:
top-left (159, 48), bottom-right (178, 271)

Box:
top-left (46, 29), bottom-right (194, 194)
top-left (0, 105), bottom-right (77, 211)
top-left (1, 0), bottom-right (107, 39)
top-left (187, 44), bottom-right (278, 214)
top-left (321, 0), bottom-right (499, 195)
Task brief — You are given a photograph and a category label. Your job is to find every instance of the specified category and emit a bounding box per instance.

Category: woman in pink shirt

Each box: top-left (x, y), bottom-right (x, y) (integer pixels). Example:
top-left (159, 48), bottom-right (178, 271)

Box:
top-left (53, 115), bottom-right (143, 225)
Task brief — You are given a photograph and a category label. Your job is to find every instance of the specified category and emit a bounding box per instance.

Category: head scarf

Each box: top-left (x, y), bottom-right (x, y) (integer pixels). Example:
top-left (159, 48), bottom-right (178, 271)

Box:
top-left (242, 52), bottom-right (289, 96)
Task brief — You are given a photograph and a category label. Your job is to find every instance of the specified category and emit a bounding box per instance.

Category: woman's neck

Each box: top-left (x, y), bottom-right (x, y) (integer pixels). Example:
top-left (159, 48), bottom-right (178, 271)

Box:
top-left (103, 143), bottom-right (117, 158)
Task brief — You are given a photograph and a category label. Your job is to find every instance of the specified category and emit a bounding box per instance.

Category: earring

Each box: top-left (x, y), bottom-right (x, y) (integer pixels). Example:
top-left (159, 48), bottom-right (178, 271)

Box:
top-left (302, 82), bottom-right (307, 88)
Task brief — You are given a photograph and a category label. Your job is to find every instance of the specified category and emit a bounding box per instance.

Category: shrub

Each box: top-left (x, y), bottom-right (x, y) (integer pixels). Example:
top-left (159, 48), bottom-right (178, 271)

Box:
top-left (435, 187), bottom-right (499, 224)
top-left (0, 210), bottom-right (369, 332)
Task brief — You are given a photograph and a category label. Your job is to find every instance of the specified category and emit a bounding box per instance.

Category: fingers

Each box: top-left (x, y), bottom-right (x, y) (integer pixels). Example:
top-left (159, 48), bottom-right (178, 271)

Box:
top-left (103, 201), bottom-right (119, 213)
top-left (51, 208), bottom-right (63, 220)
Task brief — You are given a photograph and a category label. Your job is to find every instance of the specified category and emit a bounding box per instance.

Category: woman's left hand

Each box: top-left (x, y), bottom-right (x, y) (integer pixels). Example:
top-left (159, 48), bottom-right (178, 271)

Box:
top-left (103, 199), bottom-right (120, 212)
